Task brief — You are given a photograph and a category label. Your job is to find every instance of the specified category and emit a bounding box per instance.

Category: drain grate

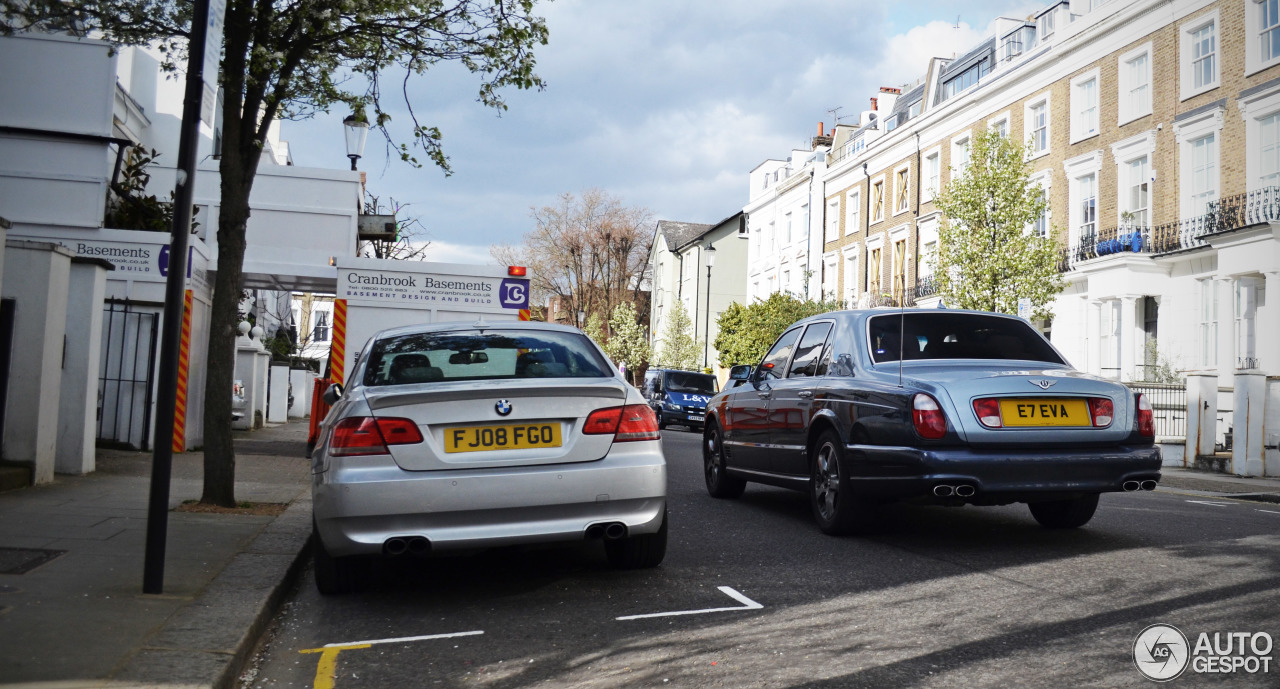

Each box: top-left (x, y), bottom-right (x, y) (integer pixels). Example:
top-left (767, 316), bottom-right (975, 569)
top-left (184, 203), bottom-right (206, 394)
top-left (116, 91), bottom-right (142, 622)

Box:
top-left (0, 547), bottom-right (67, 574)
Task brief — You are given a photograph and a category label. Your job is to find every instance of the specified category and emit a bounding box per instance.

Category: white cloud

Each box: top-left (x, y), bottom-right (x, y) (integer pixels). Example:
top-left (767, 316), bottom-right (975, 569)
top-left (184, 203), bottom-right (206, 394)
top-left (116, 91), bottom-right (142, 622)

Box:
top-left (283, 1), bottom-right (1043, 267)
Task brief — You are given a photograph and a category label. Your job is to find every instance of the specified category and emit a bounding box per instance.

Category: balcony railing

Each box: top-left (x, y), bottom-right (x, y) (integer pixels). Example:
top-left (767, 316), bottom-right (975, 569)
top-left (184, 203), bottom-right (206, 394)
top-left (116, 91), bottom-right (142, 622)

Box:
top-left (904, 276), bottom-right (938, 305)
top-left (1059, 187), bottom-right (1280, 272)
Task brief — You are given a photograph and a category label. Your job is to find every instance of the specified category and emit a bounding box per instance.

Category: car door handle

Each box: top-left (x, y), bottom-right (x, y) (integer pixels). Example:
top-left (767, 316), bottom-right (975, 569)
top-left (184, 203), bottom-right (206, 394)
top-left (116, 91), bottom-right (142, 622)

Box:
top-left (797, 390), bottom-right (813, 399)
top-left (757, 391), bottom-right (771, 399)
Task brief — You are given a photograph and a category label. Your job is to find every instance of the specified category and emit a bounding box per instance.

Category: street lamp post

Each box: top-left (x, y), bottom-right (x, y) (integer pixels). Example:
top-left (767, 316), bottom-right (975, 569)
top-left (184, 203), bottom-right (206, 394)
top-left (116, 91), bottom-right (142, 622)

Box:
top-left (703, 243), bottom-right (716, 369)
top-left (343, 115), bottom-right (369, 171)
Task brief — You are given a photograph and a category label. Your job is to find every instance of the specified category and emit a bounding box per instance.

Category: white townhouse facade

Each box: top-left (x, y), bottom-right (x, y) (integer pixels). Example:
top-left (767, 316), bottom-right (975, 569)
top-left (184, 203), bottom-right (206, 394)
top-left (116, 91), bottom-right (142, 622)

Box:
top-left (0, 29), bottom-right (360, 476)
top-left (743, 133), bottom-right (831, 303)
top-left (648, 216), bottom-right (749, 371)
top-left (648, 219), bottom-right (711, 357)
top-left (810, 0), bottom-right (1280, 474)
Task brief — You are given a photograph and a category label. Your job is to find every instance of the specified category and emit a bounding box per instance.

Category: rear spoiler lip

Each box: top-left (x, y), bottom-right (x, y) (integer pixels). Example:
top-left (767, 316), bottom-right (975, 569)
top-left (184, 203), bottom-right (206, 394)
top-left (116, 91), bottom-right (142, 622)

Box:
top-left (364, 380), bottom-right (628, 411)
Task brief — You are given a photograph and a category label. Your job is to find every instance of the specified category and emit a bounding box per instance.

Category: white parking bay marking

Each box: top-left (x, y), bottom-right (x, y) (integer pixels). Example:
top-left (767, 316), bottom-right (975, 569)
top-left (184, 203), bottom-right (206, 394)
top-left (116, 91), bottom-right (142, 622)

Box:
top-left (616, 586), bottom-right (763, 621)
top-left (1257, 509), bottom-right (1280, 515)
top-left (1185, 500), bottom-right (1233, 507)
top-left (324, 629), bottom-right (484, 648)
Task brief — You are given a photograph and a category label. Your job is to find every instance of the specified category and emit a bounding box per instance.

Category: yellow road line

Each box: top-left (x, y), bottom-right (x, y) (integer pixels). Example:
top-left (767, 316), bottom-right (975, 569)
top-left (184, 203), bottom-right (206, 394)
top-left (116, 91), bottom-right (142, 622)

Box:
top-left (300, 644), bottom-right (370, 689)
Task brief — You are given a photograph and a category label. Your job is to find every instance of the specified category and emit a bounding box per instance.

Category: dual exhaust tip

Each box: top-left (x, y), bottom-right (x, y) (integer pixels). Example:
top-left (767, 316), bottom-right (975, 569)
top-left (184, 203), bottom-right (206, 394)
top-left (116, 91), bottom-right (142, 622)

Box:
top-left (1123, 480), bottom-right (1158, 492)
top-left (383, 536), bottom-right (430, 556)
top-left (933, 484), bottom-right (977, 498)
top-left (584, 522), bottom-right (628, 540)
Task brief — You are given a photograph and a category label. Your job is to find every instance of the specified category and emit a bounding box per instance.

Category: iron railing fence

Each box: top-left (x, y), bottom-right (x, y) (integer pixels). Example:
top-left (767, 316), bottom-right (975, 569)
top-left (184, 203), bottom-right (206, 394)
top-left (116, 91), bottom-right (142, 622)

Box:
top-left (1125, 381), bottom-right (1187, 440)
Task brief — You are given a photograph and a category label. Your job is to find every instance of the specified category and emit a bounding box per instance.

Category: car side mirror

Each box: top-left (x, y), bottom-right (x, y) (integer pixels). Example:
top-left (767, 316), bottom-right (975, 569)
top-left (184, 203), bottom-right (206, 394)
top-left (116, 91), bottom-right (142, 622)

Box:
top-left (323, 383), bottom-right (343, 406)
top-left (729, 364), bottom-right (753, 381)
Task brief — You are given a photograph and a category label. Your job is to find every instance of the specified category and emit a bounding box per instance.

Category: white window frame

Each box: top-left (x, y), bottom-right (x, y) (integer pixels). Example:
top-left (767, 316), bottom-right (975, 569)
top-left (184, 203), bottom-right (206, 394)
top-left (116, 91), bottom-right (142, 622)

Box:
top-left (1198, 277), bottom-right (1218, 367)
top-left (1099, 300), bottom-right (1121, 379)
top-left (822, 252), bottom-right (839, 299)
top-left (1064, 150), bottom-right (1104, 249)
top-left (840, 247), bottom-right (859, 307)
top-left (826, 199), bottom-right (841, 243)
top-left (871, 175), bottom-right (886, 224)
top-left (1070, 68), bottom-right (1101, 143)
top-left (1174, 106), bottom-right (1224, 219)
top-left (865, 234), bottom-right (885, 296)
top-left (845, 188), bottom-right (861, 235)
top-left (1028, 170), bottom-right (1052, 238)
top-left (923, 147), bottom-right (942, 203)
top-left (889, 224), bottom-right (910, 299)
top-left (988, 110), bottom-right (1011, 139)
top-left (1110, 130), bottom-right (1157, 228)
top-left (917, 214), bottom-right (940, 279)
top-left (1247, 0), bottom-right (1280, 75)
top-left (1180, 9), bottom-right (1220, 101)
top-left (951, 131), bottom-right (972, 179)
top-left (1117, 42), bottom-right (1153, 125)
top-left (1236, 277), bottom-right (1260, 369)
top-left (1238, 83), bottom-right (1280, 192)
top-left (313, 309), bottom-right (331, 342)
top-left (1025, 93), bottom-right (1051, 159)
top-left (1038, 8), bottom-right (1056, 39)
top-left (893, 164), bottom-right (911, 216)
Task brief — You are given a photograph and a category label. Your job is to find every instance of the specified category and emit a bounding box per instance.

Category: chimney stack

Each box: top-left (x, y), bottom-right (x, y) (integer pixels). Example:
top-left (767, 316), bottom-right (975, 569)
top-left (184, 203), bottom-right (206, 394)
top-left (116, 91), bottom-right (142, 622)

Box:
top-left (870, 97), bottom-right (879, 111)
top-left (811, 121), bottom-right (833, 150)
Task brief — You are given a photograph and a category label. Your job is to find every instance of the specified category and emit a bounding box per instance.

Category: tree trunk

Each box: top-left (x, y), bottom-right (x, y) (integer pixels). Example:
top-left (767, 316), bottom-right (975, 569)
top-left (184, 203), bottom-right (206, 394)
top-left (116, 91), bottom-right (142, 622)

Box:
top-left (200, 146), bottom-right (255, 507)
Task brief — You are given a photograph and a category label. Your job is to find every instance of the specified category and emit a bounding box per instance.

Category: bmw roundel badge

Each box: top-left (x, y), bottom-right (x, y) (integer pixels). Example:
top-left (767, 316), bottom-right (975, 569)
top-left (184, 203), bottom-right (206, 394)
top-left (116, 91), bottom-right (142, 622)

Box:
top-left (495, 399), bottom-right (512, 416)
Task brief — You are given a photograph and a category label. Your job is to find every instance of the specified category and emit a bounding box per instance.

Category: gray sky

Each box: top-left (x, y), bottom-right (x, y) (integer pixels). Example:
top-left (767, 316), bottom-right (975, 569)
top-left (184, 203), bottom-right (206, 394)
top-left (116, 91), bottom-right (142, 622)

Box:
top-left (284, 0), bottom-right (1040, 264)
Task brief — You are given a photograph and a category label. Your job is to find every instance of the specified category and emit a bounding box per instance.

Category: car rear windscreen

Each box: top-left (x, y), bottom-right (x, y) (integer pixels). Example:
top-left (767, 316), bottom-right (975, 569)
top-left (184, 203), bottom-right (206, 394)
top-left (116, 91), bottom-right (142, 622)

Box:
top-left (868, 313), bottom-right (1065, 364)
top-left (362, 330), bottom-right (614, 386)
top-left (665, 371), bottom-right (717, 394)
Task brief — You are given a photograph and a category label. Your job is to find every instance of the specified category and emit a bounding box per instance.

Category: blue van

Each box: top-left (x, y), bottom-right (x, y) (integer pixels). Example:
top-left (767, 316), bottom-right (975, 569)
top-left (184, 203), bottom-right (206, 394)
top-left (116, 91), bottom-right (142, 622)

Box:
top-left (642, 368), bottom-right (719, 431)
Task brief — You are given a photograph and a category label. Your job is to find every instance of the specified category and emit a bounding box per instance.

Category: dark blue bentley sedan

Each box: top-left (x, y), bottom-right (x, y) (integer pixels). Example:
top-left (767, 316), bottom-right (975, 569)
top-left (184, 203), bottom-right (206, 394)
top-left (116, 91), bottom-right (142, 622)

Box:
top-left (701, 309), bottom-right (1162, 534)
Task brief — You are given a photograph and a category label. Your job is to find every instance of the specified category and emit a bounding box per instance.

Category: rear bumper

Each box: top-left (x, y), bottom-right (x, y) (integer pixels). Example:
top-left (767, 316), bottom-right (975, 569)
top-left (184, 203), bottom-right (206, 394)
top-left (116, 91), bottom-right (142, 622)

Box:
top-left (843, 443), bottom-right (1162, 500)
top-left (313, 442), bottom-right (666, 557)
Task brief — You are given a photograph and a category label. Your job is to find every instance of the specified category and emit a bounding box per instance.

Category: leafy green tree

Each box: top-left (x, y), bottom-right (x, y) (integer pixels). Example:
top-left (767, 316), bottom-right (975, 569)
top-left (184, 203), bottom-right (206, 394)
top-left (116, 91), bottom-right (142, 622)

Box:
top-left (656, 301), bottom-right (699, 371)
top-left (931, 128), bottom-right (1064, 319)
top-left (714, 292), bottom-right (841, 367)
top-left (3, 0), bottom-right (549, 506)
top-left (582, 312), bottom-right (606, 347)
top-left (602, 301), bottom-right (649, 384)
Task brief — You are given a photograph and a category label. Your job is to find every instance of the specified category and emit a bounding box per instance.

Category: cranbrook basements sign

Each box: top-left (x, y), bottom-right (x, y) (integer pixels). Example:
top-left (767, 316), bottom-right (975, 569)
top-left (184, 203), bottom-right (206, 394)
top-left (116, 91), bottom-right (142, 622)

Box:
top-left (1133, 623), bottom-right (1273, 682)
top-left (337, 266), bottom-right (530, 312)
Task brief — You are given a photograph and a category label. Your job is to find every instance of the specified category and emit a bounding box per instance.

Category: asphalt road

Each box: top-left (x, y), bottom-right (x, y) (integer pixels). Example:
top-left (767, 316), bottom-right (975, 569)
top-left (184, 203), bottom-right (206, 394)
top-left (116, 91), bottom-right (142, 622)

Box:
top-left (243, 430), bottom-right (1280, 688)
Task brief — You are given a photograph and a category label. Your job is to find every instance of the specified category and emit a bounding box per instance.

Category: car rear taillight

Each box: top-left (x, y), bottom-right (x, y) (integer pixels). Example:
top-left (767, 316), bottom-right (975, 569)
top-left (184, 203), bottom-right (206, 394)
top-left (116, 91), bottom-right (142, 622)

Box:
top-left (972, 398), bottom-right (1002, 428)
top-left (912, 394), bottom-right (947, 440)
top-left (1087, 398), bottom-right (1114, 428)
top-left (1136, 394), bottom-right (1154, 437)
top-left (583, 404), bottom-right (660, 442)
top-left (329, 417), bottom-right (423, 456)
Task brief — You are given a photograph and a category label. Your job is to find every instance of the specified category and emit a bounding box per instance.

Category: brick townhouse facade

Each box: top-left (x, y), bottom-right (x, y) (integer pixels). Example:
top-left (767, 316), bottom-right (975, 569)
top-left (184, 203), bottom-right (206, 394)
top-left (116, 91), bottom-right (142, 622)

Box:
top-left (815, 0), bottom-right (1279, 409)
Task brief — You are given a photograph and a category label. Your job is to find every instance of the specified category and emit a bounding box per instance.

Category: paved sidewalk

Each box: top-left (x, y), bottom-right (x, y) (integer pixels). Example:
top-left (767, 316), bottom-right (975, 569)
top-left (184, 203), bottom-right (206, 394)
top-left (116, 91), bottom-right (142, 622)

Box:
top-left (1156, 465), bottom-right (1280, 504)
top-left (0, 420), bottom-right (313, 689)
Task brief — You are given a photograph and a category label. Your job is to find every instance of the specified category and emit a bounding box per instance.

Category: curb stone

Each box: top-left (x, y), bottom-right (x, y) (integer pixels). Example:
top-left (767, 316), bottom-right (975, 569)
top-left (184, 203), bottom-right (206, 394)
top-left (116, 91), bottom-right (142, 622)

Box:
top-left (115, 492), bottom-right (313, 689)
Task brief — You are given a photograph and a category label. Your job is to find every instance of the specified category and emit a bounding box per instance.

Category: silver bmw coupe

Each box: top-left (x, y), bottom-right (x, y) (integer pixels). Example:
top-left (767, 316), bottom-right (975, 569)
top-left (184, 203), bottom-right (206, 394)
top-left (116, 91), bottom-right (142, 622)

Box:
top-left (310, 321), bottom-right (667, 594)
